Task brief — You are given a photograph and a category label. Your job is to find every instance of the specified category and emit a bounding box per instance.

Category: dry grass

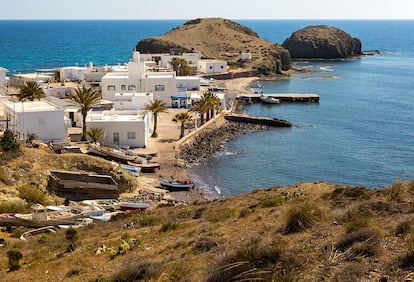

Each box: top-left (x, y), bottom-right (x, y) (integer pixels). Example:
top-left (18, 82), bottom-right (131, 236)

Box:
top-left (0, 147), bottom-right (413, 280)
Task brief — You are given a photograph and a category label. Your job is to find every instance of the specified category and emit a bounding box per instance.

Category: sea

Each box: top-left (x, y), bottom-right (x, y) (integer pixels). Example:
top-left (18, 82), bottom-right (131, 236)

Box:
top-left (1, 20), bottom-right (413, 197)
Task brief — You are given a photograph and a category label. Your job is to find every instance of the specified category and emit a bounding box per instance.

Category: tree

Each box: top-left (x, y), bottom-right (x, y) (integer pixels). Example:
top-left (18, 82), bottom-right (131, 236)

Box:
top-left (19, 81), bottom-right (46, 101)
top-left (0, 128), bottom-right (20, 152)
top-left (7, 249), bottom-right (23, 272)
top-left (170, 57), bottom-right (192, 76)
top-left (172, 111), bottom-right (193, 139)
top-left (87, 127), bottom-right (104, 143)
top-left (144, 99), bottom-right (168, 138)
top-left (65, 86), bottom-right (101, 141)
top-left (191, 91), bottom-right (221, 126)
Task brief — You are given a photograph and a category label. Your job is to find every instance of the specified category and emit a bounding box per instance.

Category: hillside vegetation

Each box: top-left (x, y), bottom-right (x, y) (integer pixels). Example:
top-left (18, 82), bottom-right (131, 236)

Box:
top-left (135, 18), bottom-right (291, 74)
top-left (1, 148), bottom-right (414, 281)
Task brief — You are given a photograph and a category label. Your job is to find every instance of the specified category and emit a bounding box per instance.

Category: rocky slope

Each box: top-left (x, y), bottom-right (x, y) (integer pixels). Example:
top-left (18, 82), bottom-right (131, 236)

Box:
top-left (135, 18), bottom-right (291, 75)
top-left (282, 25), bottom-right (362, 59)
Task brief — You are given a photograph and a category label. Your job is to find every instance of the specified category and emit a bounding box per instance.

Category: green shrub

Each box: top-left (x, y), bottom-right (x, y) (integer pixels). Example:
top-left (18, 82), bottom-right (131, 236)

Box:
top-left (138, 214), bottom-right (160, 227)
top-left (283, 202), bottom-right (322, 233)
top-left (206, 208), bottom-right (237, 223)
top-left (7, 249), bottom-right (23, 272)
top-left (18, 184), bottom-right (47, 205)
top-left (0, 128), bottom-right (20, 152)
top-left (0, 200), bottom-right (29, 213)
top-left (261, 196), bottom-right (285, 208)
top-left (159, 222), bottom-right (179, 232)
top-left (399, 234), bottom-right (414, 269)
top-left (343, 206), bottom-right (374, 233)
top-left (176, 208), bottom-right (193, 219)
top-left (193, 240), bottom-right (218, 253)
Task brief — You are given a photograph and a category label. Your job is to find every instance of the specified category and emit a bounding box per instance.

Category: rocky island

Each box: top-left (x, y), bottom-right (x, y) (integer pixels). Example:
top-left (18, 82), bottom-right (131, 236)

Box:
top-left (282, 25), bottom-right (362, 59)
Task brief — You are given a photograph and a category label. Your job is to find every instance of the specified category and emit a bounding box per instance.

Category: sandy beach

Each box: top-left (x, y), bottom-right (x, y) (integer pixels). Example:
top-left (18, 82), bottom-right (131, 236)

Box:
top-left (130, 77), bottom-right (257, 203)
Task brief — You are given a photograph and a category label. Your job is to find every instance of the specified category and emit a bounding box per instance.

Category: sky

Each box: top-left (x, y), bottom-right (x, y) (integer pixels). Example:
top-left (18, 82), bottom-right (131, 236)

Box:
top-left (1, 0), bottom-right (413, 20)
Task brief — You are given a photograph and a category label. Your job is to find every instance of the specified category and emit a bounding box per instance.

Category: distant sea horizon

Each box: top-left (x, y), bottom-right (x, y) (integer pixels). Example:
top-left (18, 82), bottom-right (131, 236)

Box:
top-left (1, 20), bottom-right (413, 197)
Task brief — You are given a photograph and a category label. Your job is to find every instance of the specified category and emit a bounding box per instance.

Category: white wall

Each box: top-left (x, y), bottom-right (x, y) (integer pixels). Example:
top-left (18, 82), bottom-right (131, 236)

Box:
top-left (86, 113), bottom-right (149, 148)
top-left (197, 60), bottom-right (227, 74)
top-left (176, 76), bottom-right (200, 91)
top-left (113, 92), bottom-right (153, 110)
top-left (0, 68), bottom-right (8, 87)
top-left (2, 100), bottom-right (66, 142)
top-left (145, 74), bottom-right (177, 107)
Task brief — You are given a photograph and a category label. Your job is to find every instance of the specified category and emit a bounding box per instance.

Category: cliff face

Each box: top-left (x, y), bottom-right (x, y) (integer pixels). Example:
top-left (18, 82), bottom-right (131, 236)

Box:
top-left (135, 18), bottom-right (291, 74)
top-left (282, 25), bottom-right (362, 59)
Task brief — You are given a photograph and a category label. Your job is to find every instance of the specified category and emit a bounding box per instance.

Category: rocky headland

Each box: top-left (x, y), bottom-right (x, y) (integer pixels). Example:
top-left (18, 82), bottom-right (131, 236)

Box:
top-left (282, 25), bottom-right (362, 59)
top-left (135, 18), bottom-right (291, 75)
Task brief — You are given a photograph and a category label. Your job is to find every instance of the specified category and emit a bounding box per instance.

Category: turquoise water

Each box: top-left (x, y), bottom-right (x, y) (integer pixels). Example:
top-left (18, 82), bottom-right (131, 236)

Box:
top-left (1, 20), bottom-right (413, 195)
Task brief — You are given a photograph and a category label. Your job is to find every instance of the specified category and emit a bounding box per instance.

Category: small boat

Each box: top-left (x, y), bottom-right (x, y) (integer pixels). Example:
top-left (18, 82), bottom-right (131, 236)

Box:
top-left (160, 177), bottom-right (195, 191)
top-left (119, 201), bottom-right (150, 211)
top-left (81, 199), bottom-right (121, 212)
top-left (260, 95), bottom-right (281, 104)
top-left (111, 161), bottom-right (141, 175)
top-left (88, 144), bottom-right (138, 164)
top-left (20, 226), bottom-right (60, 240)
top-left (128, 162), bottom-right (161, 173)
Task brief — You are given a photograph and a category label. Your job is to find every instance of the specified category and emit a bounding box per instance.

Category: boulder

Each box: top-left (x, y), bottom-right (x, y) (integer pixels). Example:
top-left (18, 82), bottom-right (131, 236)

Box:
top-left (282, 25), bottom-right (362, 59)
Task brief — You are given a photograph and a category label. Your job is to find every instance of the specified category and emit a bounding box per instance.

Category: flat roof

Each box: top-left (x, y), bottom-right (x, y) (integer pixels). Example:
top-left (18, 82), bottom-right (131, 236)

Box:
top-left (2, 100), bottom-right (62, 113)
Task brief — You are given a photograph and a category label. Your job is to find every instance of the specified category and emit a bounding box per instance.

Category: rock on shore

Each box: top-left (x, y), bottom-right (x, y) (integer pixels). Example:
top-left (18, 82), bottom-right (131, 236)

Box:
top-left (282, 25), bottom-right (362, 59)
top-left (178, 121), bottom-right (266, 163)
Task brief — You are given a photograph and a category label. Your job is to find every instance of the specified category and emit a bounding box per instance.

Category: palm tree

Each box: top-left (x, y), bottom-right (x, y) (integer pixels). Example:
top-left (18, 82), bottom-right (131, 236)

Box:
top-left (203, 91), bottom-right (221, 120)
top-left (172, 111), bottom-right (193, 139)
top-left (190, 98), bottom-right (208, 126)
top-left (19, 81), bottom-right (45, 101)
top-left (66, 86), bottom-right (101, 141)
top-left (87, 127), bottom-right (104, 143)
top-left (170, 57), bottom-right (192, 76)
top-left (144, 99), bottom-right (168, 138)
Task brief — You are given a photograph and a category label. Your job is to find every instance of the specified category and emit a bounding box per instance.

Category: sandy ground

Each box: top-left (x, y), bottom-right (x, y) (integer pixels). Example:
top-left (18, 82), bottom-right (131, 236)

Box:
top-left (130, 77), bottom-right (257, 203)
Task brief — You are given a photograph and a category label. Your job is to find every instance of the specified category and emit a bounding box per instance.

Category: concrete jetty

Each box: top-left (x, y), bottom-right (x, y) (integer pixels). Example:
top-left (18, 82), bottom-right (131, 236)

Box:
top-left (238, 93), bottom-right (319, 103)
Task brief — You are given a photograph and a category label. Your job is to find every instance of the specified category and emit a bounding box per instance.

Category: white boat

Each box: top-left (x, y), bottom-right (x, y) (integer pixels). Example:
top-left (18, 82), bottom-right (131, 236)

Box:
top-left (260, 95), bottom-right (281, 104)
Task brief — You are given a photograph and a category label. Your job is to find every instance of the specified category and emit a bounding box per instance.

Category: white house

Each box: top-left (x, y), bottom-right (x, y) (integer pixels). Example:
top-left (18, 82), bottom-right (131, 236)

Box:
top-left (86, 109), bottom-right (151, 148)
top-left (101, 51), bottom-right (177, 107)
top-left (113, 92), bottom-right (153, 110)
top-left (140, 52), bottom-right (202, 74)
top-left (1, 99), bottom-right (66, 143)
top-left (197, 60), bottom-right (227, 74)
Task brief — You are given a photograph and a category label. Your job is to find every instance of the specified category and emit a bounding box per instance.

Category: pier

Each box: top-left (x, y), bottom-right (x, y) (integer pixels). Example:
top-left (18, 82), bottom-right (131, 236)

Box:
top-left (238, 93), bottom-right (319, 103)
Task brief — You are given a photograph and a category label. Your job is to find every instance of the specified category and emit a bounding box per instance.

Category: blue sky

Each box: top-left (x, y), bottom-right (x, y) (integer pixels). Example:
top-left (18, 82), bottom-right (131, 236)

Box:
top-left (2, 0), bottom-right (413, 20)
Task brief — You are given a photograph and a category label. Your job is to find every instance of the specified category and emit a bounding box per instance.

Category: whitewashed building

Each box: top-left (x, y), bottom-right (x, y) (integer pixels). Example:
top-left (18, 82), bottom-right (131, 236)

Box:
top-left (197, 60), bottom-right (227, 74)
top-left (176, 76), bottom-right (200, 91)
top-left (140, 52), bottom-right (202, 74)
top-left (101, 51), bottom-right (177, 107)
top-left (86, 109), bottom-right (151, 148)
top-left (0, 99), bottom-right (66, 143)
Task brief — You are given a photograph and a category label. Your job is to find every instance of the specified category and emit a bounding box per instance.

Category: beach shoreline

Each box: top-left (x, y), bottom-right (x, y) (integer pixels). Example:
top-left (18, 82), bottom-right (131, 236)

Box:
top-left (131, 77), bottom-right (257, 203)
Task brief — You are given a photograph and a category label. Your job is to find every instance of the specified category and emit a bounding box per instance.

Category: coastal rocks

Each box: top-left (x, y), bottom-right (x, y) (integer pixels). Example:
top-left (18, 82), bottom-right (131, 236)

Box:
top-left (282, 25), bottom-right (362, 59)
top-left (135, 17), bottom-right (291, 75)
top-left (178, 122), bottom-right (266, 164)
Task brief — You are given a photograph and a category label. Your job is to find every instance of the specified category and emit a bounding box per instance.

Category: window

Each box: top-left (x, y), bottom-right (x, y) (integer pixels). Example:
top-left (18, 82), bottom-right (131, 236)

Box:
top-left (209, 66), bottom-right (213, 70)
top-left (121, 85), bottom-right (126, 90)
top-left (108, 85), bottom-right (115, 91)
top-left (155, 85), bottom-right (165, 91)
top-left (127, 132), bottom-right (136, 139)
top-left (220, 65), bottom-right (224, 69)
top-left (128, 85), bottom-right (136, 91)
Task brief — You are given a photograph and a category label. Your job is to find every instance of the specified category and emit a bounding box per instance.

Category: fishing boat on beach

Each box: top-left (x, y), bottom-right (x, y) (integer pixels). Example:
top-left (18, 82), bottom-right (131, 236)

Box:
top-left (159, 177), bottom-right (195, 191)
top-left (87, 143), bottom-right (138, 164)
top-left (119, 201), bottom-right (150, 211)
